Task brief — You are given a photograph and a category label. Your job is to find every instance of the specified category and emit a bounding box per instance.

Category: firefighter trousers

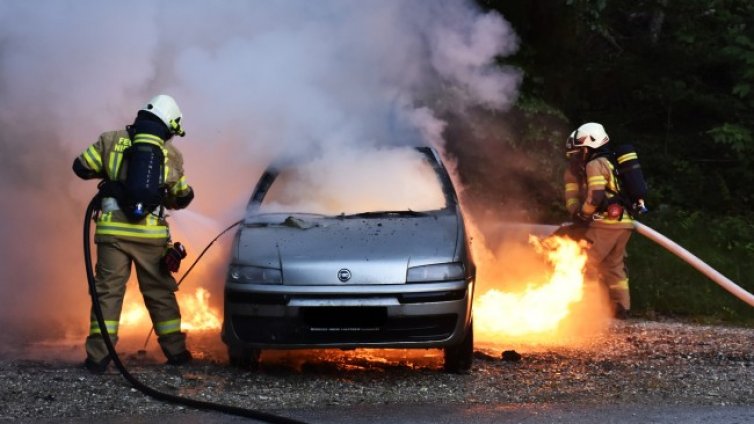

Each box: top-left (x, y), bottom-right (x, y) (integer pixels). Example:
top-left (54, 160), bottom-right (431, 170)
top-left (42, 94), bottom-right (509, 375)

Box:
top-left (584, 226), bottom-right (632, 311)
top-left (86, 238), bottom-right (187, 363)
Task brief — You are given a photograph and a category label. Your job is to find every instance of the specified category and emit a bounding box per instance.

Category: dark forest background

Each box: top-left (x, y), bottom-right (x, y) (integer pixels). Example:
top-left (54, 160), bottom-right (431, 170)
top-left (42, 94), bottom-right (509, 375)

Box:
top-left (453, 0), bottom-right (754, 322)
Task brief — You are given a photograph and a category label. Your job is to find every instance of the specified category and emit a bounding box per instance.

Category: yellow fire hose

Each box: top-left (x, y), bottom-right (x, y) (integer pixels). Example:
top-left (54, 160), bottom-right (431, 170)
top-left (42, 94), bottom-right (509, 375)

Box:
top-left (633, 221), bottom-right (754, 308)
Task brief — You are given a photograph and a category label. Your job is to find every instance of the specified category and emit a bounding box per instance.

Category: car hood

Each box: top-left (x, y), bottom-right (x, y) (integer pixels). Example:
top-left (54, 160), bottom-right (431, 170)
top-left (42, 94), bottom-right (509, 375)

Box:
top-left (235, 213), bottom-right (459, 285)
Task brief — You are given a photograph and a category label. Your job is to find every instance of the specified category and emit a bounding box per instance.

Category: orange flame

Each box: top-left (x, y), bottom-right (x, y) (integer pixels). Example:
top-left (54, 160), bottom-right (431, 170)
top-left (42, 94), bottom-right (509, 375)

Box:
top-left (120, 301), bottom-right (148, 328)
top-left (474, 235), bottom-right (593, 344)
top-left (180, 287), bottom-right (222, 331)
top-left (118, 287), bottom-right (221, 333)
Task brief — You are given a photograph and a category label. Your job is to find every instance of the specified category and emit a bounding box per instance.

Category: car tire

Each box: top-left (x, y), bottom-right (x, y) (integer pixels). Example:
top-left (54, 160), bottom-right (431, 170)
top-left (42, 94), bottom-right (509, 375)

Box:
top-left (228, 345), bottom-right (261, 371)
top-left (443, 320), bottom-right (473, 374)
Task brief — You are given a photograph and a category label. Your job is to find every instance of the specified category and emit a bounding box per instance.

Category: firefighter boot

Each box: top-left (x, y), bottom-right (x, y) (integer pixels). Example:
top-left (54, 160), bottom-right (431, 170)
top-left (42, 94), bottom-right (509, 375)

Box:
top-left (166, 349), bottom-right (193, 366)
top-left (614, 303), bottom-right (630, 320)
top-left (84, 355), bottom-right (111, 374)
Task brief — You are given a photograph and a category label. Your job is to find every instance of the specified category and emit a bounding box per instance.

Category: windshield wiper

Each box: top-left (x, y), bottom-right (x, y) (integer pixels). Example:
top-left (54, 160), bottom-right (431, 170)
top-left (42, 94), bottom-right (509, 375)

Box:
top-left (244, 213), bottom-right (326, 228)
top-left (338, 210), bottom-right (429, 219)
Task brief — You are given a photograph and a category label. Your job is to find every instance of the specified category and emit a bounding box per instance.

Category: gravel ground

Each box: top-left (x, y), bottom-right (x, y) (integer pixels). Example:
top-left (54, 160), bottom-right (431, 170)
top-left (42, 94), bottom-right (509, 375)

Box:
top-left (1, 318), bottom-right (753, 421)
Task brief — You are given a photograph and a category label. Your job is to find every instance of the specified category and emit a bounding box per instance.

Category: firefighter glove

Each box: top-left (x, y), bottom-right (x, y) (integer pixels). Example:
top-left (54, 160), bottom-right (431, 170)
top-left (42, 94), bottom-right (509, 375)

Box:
top-left (163, 242), bottom-right (187, 273)
top-left (606, 203), bottom-right (624, 220)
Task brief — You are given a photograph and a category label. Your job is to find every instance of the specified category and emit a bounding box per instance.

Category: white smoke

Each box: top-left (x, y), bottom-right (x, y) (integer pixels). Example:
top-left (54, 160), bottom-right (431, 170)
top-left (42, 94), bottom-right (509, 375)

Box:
top-left (0, 0), bottom-right (520, 344)
top-left (259, 146), bottom-right (448, 216)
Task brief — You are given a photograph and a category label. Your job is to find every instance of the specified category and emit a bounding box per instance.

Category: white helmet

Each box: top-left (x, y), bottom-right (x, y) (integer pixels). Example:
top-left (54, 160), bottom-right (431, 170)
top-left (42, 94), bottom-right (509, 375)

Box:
top-left (141, 94), bottom-right (185, 137)
top-left (572, 122), bottom-right (609, 149)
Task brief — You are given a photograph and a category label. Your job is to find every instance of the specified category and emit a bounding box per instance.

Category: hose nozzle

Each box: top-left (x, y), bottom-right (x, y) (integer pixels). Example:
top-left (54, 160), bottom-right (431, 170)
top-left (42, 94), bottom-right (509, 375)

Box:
top-left (635, 199), bottom-right (649, 215)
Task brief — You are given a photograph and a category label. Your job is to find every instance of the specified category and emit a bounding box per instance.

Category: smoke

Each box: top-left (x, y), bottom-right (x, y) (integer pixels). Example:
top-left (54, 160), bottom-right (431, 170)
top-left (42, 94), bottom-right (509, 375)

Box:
top-left (0, 0), bottom-right (521, 347)
top-left (259, 147), bottom-right (447, 215)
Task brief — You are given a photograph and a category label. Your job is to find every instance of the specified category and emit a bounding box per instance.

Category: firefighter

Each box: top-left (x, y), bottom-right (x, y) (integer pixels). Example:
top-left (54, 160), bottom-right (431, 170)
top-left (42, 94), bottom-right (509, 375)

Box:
top-left (563, 122), bottom-right (633, 318)
top-left (73, 94), bottom-right (195, 373)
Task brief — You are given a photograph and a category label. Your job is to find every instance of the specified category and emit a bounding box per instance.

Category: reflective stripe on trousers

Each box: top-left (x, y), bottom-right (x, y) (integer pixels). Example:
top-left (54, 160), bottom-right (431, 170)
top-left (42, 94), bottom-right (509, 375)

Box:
top-left (155, 318), bottom-right (182, 336)
top-left (89, 320), bottom-right (119, 335)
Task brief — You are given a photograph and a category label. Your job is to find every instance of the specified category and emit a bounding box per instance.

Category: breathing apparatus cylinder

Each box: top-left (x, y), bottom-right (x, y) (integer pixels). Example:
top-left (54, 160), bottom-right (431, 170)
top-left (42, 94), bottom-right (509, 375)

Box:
top-left (121, 140), bottom-right (165, 222)
top-left (613, 144), bottom-right (648, 214)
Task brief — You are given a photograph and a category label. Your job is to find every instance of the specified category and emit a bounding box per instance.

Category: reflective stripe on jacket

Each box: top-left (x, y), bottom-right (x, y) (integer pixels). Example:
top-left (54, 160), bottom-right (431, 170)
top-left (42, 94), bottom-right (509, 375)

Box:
top-left (563, 156), bottom-right (633, 229)
top-left (75, 129), bottom-right (191, 242)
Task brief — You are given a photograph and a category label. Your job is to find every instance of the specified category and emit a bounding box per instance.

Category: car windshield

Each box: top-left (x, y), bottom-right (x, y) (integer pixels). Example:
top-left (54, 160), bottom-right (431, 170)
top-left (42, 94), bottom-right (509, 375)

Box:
top-left (258, 148), bottom-right (449, 216)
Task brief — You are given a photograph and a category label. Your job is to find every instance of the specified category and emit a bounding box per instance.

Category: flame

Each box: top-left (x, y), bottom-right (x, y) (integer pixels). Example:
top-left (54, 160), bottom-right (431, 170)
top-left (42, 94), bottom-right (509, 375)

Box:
top-left (118, 287), bottom-right (221, 333)
top-left (120, 301), bottom-right (148, 327)
top-left (474, 235), bottom-right (594, 344)
top-left (180, 287), bottom-right (222, 331)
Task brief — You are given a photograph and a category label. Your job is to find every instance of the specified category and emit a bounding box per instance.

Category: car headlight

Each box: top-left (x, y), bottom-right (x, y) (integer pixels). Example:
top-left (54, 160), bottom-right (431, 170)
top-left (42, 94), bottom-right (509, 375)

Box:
top-left (406, 262), bottom-right (465, 283)
top-left (228, 265), bottom-right (283, 284)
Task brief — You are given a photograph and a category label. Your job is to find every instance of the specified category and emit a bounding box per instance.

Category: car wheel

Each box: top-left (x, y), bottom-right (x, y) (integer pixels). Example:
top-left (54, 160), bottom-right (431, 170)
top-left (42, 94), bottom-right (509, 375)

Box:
top-left (443, 320), bottom-right (473, 374)
top-left (228, 345), bottom-right (261, 371)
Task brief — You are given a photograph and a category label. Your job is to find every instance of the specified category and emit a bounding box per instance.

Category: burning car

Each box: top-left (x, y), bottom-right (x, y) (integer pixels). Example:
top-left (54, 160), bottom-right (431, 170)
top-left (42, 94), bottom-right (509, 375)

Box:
top-left (221, 146), bottom-right (475, 373)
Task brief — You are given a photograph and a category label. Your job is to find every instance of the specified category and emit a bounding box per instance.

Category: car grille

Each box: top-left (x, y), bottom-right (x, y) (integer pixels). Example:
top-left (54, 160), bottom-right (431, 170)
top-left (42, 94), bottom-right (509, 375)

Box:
top-left (226, 290), bottom-right (288, 305)
top-left (397, 289), bottom-right (466, 303)
top-left (231, 312), bottom-right (458, 344)
top-left (225, 289), bottom-right (466, 305)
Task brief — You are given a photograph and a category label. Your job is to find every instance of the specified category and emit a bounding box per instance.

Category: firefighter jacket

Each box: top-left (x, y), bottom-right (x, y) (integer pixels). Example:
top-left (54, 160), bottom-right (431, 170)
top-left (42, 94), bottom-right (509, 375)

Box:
top-left (75, 129), bottom-right (193, 244)
top-left (564, 156), bottom-right (634, 229)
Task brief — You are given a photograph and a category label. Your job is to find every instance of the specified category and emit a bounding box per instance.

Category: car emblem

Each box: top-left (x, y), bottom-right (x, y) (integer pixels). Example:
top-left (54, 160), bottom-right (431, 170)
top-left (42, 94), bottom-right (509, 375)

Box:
top-left (337, 268), bottom-right (352, 282)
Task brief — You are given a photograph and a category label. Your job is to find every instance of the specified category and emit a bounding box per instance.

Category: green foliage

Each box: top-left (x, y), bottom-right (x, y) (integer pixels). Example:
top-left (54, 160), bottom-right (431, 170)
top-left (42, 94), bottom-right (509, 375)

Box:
top-left (628, 210), bottom-right (754, 323)
top-left (707, 123), bottom-right (753, 163)
top-left (515, 95), bottom-right (569, 121)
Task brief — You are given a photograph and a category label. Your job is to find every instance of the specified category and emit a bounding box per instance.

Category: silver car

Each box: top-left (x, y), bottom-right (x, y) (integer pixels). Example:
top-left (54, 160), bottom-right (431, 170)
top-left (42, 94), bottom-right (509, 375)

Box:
top-left (221, 146), bottom-right (475, 373)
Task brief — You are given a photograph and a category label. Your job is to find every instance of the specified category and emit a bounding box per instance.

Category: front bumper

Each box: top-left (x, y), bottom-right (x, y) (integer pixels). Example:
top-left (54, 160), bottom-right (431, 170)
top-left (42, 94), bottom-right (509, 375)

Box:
top-left (222, 280), bottom-right (473, 349)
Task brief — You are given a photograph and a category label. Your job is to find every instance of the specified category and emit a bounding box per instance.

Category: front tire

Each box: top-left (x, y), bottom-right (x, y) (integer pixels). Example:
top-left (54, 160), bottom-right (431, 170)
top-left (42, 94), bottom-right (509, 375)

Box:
top-left (443, 320), bottom-right (473, 374)
top-left (228, 345), bottom-right (261, 371)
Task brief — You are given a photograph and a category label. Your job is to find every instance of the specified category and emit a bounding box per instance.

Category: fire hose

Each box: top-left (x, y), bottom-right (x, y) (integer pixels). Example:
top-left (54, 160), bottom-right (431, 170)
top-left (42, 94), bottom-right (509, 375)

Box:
top-left (551, 220), bottom-right (754, 308)
top-left (83, 196), bottom-right (307, 424)
top-left (632, 221), bottom-right (754, 308)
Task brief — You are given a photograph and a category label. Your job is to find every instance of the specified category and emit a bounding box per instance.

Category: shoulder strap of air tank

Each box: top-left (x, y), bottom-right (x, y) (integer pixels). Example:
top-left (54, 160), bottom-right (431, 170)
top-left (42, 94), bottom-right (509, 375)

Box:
top-left (597, 150), bottom-right (622, 197)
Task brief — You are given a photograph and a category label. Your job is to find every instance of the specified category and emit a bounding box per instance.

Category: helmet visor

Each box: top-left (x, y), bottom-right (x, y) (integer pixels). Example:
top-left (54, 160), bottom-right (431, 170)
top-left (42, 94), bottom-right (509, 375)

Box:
top-left (565, 136), bottom-right (580, 157)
